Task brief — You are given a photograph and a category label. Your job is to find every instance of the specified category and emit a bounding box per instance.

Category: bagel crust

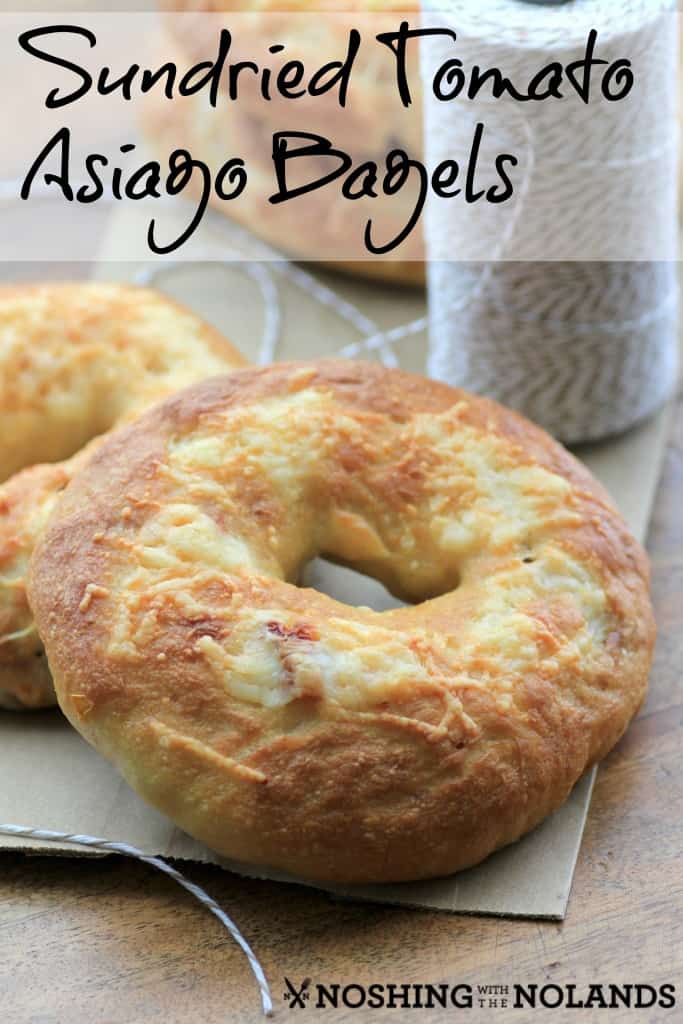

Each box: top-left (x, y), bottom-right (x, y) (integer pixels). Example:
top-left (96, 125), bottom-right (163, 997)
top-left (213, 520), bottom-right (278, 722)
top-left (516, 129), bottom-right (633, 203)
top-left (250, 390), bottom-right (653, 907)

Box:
top-left (29, 361), bottom-right (654, 882)
top-left (0, 283), bottom-right (245, 709)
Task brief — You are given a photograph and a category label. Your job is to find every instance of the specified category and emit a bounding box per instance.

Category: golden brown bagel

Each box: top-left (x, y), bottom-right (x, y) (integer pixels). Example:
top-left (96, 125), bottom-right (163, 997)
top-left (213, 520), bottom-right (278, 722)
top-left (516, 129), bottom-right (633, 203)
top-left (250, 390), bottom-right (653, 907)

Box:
top-left (0, 282), bottom-right (245, 709)
top-left (29, 361), bottom-right (654, 882)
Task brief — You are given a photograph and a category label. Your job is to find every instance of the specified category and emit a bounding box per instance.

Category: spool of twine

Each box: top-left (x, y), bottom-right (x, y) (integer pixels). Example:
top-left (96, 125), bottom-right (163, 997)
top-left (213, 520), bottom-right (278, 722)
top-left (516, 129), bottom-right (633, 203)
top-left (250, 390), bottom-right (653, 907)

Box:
top-left (421, 0), bottom-right (679, 443)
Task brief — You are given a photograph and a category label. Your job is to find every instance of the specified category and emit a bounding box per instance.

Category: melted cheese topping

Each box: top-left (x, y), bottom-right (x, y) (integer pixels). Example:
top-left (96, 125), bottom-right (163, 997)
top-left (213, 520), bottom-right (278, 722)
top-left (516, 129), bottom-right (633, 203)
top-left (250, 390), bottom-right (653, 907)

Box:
top-left (102, 389), bottom-right (610, 714)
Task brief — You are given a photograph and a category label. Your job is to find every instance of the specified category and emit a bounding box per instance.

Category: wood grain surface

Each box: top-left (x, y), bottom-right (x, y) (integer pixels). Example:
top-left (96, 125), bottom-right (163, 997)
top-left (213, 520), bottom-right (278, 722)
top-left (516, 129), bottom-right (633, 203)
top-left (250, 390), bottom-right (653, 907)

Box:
top-left (1, 398), bottom-right (682, 1024)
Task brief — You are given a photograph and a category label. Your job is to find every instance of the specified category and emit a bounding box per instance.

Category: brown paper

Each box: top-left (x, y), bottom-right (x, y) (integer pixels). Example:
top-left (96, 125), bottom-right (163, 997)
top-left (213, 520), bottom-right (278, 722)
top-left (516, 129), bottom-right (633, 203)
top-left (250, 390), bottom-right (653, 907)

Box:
top-left (0, 233), bottom-right (672, 919)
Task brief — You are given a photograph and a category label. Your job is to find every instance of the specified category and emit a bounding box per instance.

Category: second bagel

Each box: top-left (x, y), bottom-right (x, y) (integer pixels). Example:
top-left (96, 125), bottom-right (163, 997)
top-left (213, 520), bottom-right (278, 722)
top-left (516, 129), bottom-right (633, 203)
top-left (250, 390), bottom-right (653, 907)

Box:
top-left (0, 282), bottom-right (245, 709)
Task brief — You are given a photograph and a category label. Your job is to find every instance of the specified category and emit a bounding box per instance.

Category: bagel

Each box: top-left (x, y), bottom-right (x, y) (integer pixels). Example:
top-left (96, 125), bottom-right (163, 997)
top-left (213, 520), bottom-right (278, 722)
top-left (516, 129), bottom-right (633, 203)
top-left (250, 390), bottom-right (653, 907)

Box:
top-left (28, 360), bottom-right (654, 883)
top-left (149, 1), bottom-right (425, 284)
top-left (0, 283), bottom-right (245, 710)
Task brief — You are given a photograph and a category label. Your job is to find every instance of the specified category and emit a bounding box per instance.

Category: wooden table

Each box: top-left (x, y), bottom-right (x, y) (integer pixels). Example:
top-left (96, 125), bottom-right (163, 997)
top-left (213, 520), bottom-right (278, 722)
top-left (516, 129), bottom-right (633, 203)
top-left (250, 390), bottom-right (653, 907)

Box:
top-left (1, 402), bottom-right (682, 1024)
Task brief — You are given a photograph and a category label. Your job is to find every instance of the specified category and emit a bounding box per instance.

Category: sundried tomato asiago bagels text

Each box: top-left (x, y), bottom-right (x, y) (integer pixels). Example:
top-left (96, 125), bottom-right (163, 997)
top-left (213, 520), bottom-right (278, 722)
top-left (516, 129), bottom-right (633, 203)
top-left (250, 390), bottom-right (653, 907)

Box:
top-left (0, 283), bottom-right (245, 710)
top-left (29, 361), bottom-right (654, 882)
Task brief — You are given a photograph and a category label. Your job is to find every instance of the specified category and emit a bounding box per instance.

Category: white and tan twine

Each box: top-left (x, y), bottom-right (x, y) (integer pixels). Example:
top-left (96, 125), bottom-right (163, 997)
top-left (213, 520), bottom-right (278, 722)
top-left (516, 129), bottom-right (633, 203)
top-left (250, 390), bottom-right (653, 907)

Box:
top-left (421, 0), bottom-right (679, 442)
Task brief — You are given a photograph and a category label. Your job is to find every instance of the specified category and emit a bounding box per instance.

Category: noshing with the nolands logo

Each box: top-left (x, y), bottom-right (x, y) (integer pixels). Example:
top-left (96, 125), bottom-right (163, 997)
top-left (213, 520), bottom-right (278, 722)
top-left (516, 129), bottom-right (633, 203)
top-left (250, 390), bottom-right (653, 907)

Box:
top-left (280, 980), bottom-right (678, 1011)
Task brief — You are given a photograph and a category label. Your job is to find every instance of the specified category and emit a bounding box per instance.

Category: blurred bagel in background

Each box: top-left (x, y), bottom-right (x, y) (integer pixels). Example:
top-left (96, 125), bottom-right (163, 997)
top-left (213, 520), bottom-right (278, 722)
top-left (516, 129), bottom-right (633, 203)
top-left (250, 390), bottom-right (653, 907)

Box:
top-left (150, 0), bottom-right (425, 284)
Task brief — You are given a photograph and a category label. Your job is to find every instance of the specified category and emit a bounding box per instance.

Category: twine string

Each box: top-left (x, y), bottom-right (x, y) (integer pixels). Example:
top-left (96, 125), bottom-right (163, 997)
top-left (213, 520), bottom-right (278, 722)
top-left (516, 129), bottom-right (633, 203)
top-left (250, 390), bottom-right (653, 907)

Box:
top-left (135, 257), bottom-right (282, 366)
top-left (0, 823), bottom-right (273, 1017)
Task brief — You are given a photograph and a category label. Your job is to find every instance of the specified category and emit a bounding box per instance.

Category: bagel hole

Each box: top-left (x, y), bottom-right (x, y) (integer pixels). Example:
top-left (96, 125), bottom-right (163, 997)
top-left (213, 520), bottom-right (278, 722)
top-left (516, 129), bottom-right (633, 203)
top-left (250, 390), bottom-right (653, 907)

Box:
top-left (300, 558), bottom-right (407, 612)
